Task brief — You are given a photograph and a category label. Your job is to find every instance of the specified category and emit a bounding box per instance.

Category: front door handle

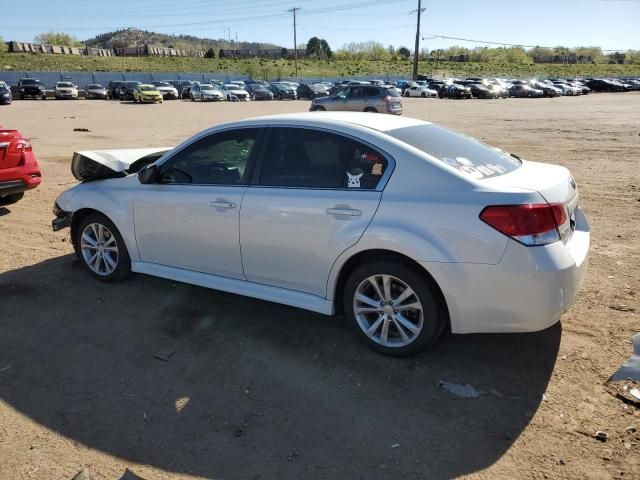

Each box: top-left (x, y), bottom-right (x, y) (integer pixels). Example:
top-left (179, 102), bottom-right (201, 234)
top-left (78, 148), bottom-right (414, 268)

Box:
top-left (327, 207), bottom-right (361, 217)
top-left (209, 199), bottom-right (236, 209)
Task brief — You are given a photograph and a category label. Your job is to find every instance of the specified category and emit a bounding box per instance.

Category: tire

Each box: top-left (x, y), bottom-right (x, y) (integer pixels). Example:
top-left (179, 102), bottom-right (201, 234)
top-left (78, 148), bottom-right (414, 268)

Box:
top-left (342, 259), bottom-right (446, 356)
top-left (421, 92), bottom-right (426, 98)
top-left (363, 107), bottom-right (377, 113)
top-left (190, 94), bottom-right (195, 101)
top-left (314, 105), bottom-right (326, 111)
top-left (75, 212), bottom-right (131, 282)
top-left (0, 192), bottom-right (24, 206)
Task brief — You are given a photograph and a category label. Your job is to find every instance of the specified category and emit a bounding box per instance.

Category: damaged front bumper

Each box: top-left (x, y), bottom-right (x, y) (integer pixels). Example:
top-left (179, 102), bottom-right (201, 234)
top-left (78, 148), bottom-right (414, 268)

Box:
top-left (52, 202), bottom-right (72, 231)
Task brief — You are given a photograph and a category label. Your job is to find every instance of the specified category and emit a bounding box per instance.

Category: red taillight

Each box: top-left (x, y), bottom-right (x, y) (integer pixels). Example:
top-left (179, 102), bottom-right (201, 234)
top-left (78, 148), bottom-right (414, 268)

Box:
top-left (9, 139), bottom-right (32, 153)
top-left (383, 95), bottom-right (392, 102)
top-left (480, 204), bottom-right (566, 246)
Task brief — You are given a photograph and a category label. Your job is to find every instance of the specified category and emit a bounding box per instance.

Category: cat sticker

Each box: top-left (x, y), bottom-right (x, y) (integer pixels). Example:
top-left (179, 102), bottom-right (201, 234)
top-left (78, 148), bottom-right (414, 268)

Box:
top-left (347, 171), bottom-right (363, 188)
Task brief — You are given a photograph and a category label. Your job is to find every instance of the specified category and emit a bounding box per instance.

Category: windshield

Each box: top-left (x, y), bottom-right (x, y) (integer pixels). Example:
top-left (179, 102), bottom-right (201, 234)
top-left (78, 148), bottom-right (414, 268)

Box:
top-left (224, 84), bottom-right (239, 89)
top-left (58, 82), bottom-right (73, 87)
top-left (21, 79), bottom-right (39, 85)
top-left (140, 86), bottom-right (156, 91)
top-left (127, 82), bottom-right (141, 87)
top-left (201, 85), bottom-right (215, 90)
top-left (87, 84), bottom-right (103, 89)
top-left (386, 124), bottom-right (521, 179)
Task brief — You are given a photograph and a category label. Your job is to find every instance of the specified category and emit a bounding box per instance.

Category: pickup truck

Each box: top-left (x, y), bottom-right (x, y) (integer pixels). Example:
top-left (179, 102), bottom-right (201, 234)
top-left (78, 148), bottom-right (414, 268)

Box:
top-left (18, 79), bottom-right (47, 100)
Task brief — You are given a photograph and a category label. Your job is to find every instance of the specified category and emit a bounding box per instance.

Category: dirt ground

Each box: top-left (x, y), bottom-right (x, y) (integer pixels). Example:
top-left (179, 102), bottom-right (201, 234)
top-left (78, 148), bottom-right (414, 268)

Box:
top-left (0, 94), bottom-right (639, 480)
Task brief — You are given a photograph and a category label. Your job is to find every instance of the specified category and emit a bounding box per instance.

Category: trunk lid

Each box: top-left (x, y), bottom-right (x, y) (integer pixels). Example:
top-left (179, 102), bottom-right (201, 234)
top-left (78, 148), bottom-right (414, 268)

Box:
top-left (482, 160), bottom-right (579, 242)
top-left (71, 147), bottom-right (172, 181)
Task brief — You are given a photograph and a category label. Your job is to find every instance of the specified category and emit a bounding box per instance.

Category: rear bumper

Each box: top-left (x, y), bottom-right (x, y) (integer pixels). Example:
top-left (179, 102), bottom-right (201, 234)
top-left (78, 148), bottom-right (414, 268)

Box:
top-left (423, 207), bottom-right (590, 334)
top-left (0, 179), bottom-right (27, 195)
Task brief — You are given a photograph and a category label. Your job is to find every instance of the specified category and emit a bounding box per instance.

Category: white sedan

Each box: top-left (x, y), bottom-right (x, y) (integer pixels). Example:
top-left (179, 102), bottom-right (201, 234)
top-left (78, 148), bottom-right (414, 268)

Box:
top-left (52, 112), bottom-right (589, 356)
top-left (220, 84), bottom-right (250, 101)
top-left (404, 85), bottom-right (438, 98)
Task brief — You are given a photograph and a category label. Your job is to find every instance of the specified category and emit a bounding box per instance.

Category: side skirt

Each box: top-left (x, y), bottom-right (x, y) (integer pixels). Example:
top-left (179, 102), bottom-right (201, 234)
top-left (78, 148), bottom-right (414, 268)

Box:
top-left (131, 261), bottom-right (335, 315)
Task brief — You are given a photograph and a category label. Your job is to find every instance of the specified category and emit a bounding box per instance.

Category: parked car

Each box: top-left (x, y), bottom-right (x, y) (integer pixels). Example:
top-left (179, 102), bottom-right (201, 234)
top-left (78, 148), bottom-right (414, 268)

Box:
top-left (220, 84), bottom-right (250, 101)
top-left (297, 83), bottom-right (329, 100)
top-left (17, 79), bottom-right (47, 100)
top-left (310, 85), bottom-right (403, 114)
top-left (84, 84), bottom-right (108, 99)
top-left (250, 86), bottom-right (274, 101)
top-left (189, 84), bottom-right (224, 102)
top-left (54, 82), bottom-right (78, 100)
top-left (438, 84), bottom-right (472, 99)
top-left (508, 85), bottom-right (544, 98)
top-left (107, 81), bottom-right (123, 99)
top-left (1, 127), bottom-right (41, 205)
top-left (121, 81), bottom-right (142, 101)
top-left (52, 112), bottom-right (589, 356)
top-left (403, 85), bottom-right (438, 98)
top-left (466, 83), bottom-right (500, 99)
top-left (529, 81), bottom-right (562, 97)
top-left (132, 84), bottom-right (163, 104)
top-left (0, 82), bottom-right (12, 105)
top-left (552, 82), bottom-right (580, 96)
top-left (487, 83), bottom-right (509, 98)
top-left (230, 80), bottom-right (246, 89)
top-left (271, 83), bottom-right (297, 100)
top-left (152, 82), bottom-right (179, 100)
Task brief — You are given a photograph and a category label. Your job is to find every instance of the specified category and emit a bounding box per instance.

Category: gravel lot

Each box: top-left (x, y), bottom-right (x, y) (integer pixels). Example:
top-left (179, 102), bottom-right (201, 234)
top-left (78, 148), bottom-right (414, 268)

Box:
top-left (1, 95), bottom-right (639, 480)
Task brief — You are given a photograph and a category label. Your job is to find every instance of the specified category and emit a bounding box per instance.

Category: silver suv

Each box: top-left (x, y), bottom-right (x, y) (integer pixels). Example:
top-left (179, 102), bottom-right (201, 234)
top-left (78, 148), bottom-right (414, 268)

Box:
top-left (310, 85), bottom-right (402, 115)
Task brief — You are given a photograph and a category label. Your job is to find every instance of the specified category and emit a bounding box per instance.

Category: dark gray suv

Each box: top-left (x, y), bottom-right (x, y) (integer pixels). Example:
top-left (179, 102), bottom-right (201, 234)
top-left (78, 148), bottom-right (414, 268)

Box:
top-left (310, 85), bottom-right (402, 115)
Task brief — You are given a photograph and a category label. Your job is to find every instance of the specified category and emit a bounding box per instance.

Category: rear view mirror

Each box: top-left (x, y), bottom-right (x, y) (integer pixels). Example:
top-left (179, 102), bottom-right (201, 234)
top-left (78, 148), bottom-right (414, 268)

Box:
top-left (138, 164), bottom-right (160, 184)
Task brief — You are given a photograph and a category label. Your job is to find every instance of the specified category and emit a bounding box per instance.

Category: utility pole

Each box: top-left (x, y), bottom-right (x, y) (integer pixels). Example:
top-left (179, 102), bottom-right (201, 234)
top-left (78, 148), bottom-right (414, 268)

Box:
top-left (289, 7), bottom-right (301, 78)
top-left (412, 0), bottom-right (425, 80)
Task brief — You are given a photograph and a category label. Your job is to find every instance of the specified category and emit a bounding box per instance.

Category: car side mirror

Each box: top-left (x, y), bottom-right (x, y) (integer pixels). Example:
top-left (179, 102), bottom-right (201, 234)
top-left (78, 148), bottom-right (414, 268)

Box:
top-left (138, 164), bottom-right (160, 184)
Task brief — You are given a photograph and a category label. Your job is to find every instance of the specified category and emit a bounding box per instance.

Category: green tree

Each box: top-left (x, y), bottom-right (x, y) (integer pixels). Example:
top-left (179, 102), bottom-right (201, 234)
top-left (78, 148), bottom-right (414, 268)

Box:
top-left (306, 37), bottom-right (332, 59)
top-left (34, 31), bottom-right (82, 46)
top-left (204, 48), bottom-right (216, 58)
top-left (218, 48), bottom-right (226, 58)
top-left (397, 46), bottom-right (411, 59)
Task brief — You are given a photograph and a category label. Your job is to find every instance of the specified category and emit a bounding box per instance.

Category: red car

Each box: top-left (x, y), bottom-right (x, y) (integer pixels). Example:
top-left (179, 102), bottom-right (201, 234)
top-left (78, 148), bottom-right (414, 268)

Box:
top-left (0, 128), bottom-right (41, 205)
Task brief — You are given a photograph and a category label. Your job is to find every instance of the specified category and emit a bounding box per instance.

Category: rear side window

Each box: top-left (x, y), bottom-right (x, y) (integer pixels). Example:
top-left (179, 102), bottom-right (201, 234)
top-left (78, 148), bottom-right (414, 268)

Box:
top-left (258, 128), bottom-right (388, 189)
top-left (387, 124), bottom-right (521, 178)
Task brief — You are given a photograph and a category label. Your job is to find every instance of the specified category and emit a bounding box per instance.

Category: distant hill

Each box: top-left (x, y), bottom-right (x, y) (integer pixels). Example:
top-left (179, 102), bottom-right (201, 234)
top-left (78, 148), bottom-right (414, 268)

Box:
top-left (83, 28), bottom-right (282, 53)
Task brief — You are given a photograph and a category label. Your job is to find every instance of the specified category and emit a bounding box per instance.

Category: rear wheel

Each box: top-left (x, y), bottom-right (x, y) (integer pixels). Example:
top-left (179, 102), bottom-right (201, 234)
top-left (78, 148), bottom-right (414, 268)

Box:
top-left (313, 105), bottom-right (326, 111)
top-left (0, 192), bottom-right (24, 206)
top-left (343, 260), bottom-right (445, 356)
top-left (421, 92), bottom-right (426, 98)
top-left (75, 213), bottom-right (131, 282)
top-left (363, 107), bottom-right (377, 113)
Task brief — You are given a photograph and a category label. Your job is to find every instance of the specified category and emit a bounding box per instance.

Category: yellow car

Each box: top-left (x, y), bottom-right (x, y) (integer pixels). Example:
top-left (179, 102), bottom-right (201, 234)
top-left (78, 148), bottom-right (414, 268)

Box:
top-left (133, 84), bottom-right (163, 104)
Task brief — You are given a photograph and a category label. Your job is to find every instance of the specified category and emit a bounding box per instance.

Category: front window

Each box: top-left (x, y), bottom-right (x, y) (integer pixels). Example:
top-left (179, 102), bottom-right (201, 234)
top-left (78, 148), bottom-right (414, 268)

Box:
top-left (258, 128), bottom-right (388, 189)
top-left (386, 124), bottom-right (521, 179)
top-left (58, 82), bottom-right (73, 88)
top-left (160, 129), bottom-right (259, 185)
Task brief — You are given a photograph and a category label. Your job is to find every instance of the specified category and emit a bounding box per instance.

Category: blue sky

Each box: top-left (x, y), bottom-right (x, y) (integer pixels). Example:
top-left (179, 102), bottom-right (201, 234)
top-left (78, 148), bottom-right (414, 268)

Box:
top-left (2, 0), bottom-right (638, 52)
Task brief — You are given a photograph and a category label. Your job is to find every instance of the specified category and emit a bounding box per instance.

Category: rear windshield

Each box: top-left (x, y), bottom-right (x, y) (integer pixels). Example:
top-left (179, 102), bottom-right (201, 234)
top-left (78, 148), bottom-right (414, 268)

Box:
top-left (21, 79), bottom-right (39, 85)
top-left (387, 124), bottom-right (521, 179)
top-left (385, 88), bottom-right (400, 97)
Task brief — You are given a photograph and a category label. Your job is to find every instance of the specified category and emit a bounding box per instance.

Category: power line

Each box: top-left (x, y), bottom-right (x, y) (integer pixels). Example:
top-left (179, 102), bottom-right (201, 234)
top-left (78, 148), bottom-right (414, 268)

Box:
top-left (423, 34), bottom-right (630, 52)
top-left (18, 0), bottom-right (409, 31)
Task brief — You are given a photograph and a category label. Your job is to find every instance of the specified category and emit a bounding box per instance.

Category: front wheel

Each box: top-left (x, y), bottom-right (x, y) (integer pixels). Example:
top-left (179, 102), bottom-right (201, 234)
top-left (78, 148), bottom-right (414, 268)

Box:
top-left (363, 107), bottom-right (377, 113)
top-left (75, 213), bottom-right (131, 282)
top-left (343, 260), bottom-right (446, 356)
top-left (421, 92), bottom-right (426, 98)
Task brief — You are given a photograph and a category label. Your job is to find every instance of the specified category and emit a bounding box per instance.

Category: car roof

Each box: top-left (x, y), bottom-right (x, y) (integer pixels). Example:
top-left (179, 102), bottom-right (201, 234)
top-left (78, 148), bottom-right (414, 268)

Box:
top-left (222, 112), bottom-right (429, 133)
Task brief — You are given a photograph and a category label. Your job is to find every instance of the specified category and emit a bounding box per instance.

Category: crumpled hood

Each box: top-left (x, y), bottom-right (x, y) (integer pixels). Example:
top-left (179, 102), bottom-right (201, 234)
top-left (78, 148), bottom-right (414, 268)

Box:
top-left (71, 147), bottom-right (172, 181)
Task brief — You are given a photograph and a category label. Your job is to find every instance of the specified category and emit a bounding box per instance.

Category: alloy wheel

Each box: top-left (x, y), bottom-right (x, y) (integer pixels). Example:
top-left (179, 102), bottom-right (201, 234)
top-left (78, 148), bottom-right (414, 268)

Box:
top-left (353, 274), bottom-right (424, 347)
top-left (80, 223), bottom-right (119, 276)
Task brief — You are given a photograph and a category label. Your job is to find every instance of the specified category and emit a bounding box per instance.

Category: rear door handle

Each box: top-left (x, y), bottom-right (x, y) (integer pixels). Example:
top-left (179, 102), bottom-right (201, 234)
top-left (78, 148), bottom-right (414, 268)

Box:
top-left (209, 199), bottom-right (236, 209)
top-left (327, 207), bottom-right (361, 217)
